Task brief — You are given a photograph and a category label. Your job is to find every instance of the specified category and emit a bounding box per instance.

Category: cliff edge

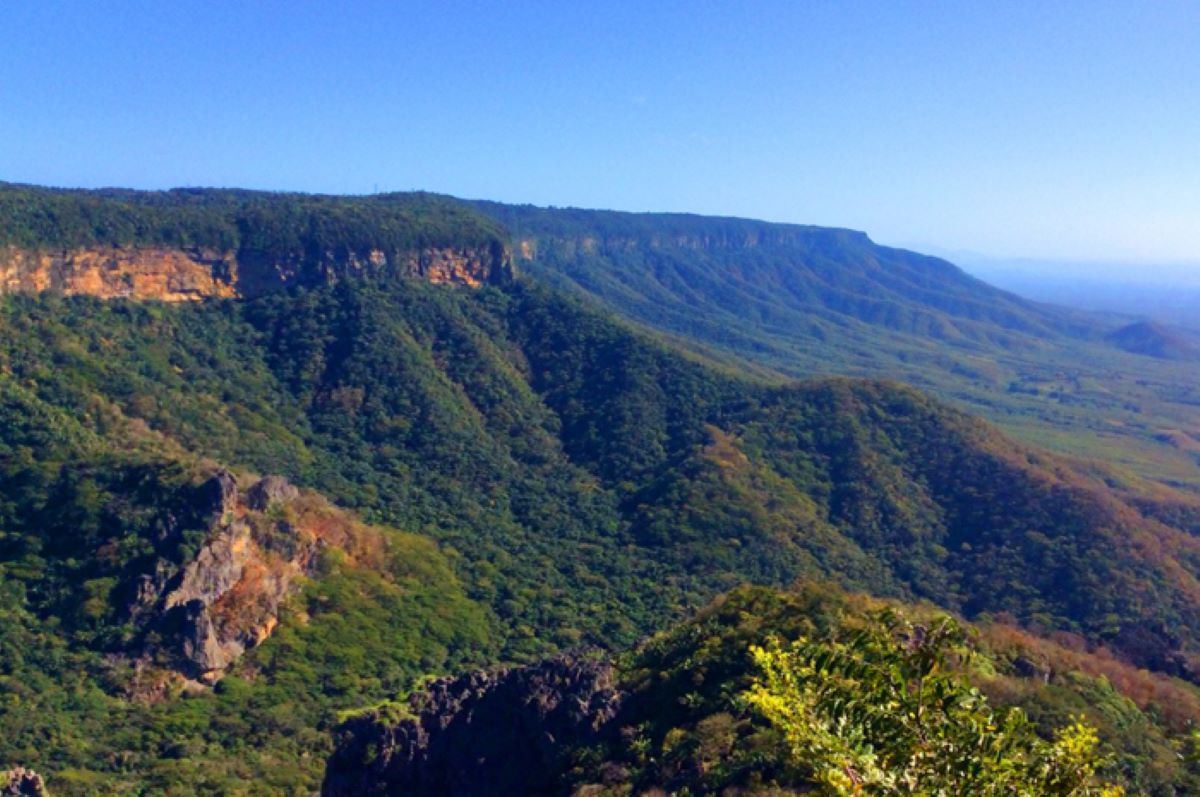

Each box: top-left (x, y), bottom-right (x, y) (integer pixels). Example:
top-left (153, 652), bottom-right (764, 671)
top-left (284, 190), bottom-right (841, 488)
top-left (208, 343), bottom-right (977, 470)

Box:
top-left (0, 184), bottom-right (514, 301)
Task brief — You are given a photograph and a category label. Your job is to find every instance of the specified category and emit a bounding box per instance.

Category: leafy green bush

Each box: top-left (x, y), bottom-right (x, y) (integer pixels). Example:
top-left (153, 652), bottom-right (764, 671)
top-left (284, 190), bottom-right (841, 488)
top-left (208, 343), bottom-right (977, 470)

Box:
top-left (748, 612), bottom-right (1122, 795)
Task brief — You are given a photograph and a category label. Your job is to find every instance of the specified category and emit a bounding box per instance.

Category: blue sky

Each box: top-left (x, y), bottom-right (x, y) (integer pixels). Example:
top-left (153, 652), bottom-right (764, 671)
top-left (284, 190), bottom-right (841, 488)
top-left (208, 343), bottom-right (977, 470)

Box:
top-left (1, 1), bottom-right (1197, 264)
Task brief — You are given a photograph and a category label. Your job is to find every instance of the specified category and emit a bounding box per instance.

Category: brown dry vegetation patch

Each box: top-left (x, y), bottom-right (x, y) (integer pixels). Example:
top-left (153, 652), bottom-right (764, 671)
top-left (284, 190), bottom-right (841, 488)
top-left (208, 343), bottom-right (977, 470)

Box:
top-left (979, 622), bottom-right (1200, 732)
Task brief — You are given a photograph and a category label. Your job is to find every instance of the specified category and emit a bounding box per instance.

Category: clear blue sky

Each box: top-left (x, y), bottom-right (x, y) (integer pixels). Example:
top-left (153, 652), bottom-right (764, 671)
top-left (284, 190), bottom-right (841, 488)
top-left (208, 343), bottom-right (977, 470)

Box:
top-left (2, 1), bottom-right (1198, 263)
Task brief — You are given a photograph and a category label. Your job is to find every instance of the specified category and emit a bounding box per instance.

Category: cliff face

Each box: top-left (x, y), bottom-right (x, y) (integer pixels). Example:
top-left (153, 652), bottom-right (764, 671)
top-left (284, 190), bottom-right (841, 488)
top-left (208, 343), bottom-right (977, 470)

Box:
top-left (234, 241), bottom-right (513, 296)
top-left (126, 470), bottom-right (380, 684)
top-left (0, 245), bottom-right (238, 301)
top-left (322, 654), bottom-right (622, 797)
top-left (0, 241), bottom-right (512, 302)
top-left (513, 226), bottom-right (872, 263)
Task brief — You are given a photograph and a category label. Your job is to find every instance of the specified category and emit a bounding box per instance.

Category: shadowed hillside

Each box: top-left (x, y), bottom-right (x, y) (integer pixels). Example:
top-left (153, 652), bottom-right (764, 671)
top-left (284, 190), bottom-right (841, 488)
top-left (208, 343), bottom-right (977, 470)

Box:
top-left (327, 583), bottom-right (1200, 796)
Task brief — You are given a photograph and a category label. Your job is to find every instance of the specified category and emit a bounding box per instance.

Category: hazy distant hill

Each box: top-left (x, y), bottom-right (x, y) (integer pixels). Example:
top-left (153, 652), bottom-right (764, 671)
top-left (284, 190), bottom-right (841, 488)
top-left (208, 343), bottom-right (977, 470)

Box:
top-left (953, 252), bottom-right (1200, 331)
top-left (1107, 320), bottom-right (1200, 360)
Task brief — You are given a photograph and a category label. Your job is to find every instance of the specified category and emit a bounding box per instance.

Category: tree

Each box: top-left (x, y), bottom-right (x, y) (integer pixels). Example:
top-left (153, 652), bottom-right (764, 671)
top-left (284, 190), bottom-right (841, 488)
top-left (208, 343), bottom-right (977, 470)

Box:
top-left (746, 611), bottom-right (1123, 796)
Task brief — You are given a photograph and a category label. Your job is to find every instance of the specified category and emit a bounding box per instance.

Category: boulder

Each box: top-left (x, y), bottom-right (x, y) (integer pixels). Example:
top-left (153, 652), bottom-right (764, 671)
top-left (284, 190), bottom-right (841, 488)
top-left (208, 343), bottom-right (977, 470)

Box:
top-left (245, 476), bottom-right (299, 511)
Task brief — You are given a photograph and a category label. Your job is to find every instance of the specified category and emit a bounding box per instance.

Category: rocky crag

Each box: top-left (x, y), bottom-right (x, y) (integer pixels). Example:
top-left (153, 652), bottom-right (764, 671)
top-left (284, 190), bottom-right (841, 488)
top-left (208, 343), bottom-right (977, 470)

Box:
top-left (124, 470), bottom-right (379, 685)
top-left (322, 654), bottom-right (623, 797)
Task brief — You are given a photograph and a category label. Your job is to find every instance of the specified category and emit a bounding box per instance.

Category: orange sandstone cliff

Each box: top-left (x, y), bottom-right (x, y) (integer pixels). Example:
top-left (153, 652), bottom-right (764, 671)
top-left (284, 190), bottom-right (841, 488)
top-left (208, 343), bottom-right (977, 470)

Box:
top-left (0, 241), bottom-right (513, 302)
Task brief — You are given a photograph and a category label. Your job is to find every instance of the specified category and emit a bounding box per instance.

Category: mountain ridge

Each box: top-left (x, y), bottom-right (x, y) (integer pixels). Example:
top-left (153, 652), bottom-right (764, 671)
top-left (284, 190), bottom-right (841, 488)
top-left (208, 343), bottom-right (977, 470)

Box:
top-left (1106, 320), bottom-right (1200, 361)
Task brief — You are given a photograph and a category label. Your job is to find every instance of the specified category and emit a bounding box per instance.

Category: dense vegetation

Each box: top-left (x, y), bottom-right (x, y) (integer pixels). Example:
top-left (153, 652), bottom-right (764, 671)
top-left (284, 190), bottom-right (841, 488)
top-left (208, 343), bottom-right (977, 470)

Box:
top-left (0, 454), bottom-right (494, 794)
top-left (0, 182), bottom-right (505, 255)
top-left (747, 617), bottom-right (1120, 795)
top-left (550, 584), bottom-right (1196, 795)
top-left (2, 274), bottom-right (1200, 793)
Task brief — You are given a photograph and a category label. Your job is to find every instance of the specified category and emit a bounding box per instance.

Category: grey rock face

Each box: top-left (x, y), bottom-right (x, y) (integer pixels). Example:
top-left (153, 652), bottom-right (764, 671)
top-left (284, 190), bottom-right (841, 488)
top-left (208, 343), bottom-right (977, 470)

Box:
top-left (127, 470), bottom-right (316, 682)
top-left (199, 469), bottom-right (239, 526)
top-left (245, 475), bottom-right (300, 511)
top-left (157, 515), bottom-right (307, 682)
top-left (164, 523), bottom-right (253, 613)
top-left (322, 654), bottom-right (623, 797)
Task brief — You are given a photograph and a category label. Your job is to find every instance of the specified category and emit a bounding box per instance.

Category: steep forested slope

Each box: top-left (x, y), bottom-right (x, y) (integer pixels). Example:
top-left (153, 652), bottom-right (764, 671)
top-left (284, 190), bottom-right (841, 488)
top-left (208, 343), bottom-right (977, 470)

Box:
top-left (0, 278), bottom-right (1196, 792)
top-left (7, 281), bottom-right (1200, 666)
top-left (472, 201), bottom-right (1200, 489)
top-left (8, 181), bottom-right (1198, 487)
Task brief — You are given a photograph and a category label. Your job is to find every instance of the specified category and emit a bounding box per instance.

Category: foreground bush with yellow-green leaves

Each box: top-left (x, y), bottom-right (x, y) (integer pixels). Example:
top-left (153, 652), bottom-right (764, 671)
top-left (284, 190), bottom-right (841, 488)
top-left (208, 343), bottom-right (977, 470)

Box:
top-left (748, 612), bottom-right (1122, 795)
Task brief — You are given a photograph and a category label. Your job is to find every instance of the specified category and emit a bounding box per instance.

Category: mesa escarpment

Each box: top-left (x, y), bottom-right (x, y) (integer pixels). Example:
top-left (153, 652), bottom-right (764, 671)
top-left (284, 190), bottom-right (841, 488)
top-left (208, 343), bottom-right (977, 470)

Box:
top-left (0, 241), bottom-right (512, 302)
top-left (0, 245), bottom-right (238, 301)
top-left (233, 240), bottom-right (514, 296)
top-left (0, 183), bottom-right (517, 301)
top-left (511, 226), bottom-right (872, 263)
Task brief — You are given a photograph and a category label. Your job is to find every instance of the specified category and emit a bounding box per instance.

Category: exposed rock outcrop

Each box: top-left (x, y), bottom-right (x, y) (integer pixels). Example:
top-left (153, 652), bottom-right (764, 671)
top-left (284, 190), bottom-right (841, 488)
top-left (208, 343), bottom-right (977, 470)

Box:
top-left (1, 768), bottom-right (47, 797)
top-left (322, 653), bottom-right (623, 797)
top-left (245, 475), bottom-right (300, 511)
top-left (199, 469), bottom-right (239, 525)
top-left (0, 245), bottom-right (236, 301)
top-left (0, 241), bottom-right (513, 302)
top-left (125, 471), bottom-right (356, 684)
top-left (512, 225), bottom-right (872, 263)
